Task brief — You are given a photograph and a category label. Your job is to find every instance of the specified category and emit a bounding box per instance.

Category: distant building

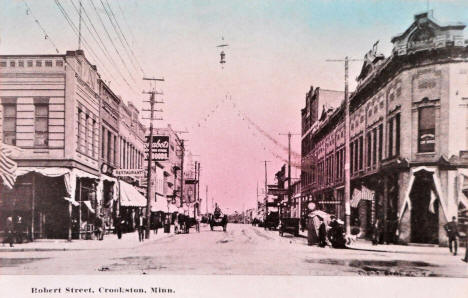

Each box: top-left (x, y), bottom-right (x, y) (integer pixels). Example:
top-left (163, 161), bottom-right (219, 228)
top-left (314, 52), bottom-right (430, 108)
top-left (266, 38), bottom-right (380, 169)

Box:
top-left (152, 125), bottom-right (184, 212)
top-left (301, 12), bottom-right (468, 245)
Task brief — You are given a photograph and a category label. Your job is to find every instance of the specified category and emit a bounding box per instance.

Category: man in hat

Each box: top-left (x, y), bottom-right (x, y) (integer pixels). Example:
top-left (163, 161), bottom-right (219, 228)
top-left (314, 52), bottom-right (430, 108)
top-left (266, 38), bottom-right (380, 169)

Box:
top-left (5, 216), bottom-right (14, 247)
top-left (444, 216), bottom-right (460, 256)
top-left (318, 218), bottom-right (327, 248)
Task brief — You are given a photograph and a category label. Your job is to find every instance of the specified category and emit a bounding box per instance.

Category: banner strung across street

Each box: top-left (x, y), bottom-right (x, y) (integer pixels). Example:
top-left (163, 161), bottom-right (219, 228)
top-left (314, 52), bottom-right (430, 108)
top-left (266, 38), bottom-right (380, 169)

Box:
top-left (145, 135), bottom-right (170, 161)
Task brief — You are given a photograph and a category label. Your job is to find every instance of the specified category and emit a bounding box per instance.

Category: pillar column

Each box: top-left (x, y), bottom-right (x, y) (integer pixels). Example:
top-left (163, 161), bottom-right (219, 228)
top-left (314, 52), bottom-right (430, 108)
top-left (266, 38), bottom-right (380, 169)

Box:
top-left (383, 175), bottom-right (389, 244)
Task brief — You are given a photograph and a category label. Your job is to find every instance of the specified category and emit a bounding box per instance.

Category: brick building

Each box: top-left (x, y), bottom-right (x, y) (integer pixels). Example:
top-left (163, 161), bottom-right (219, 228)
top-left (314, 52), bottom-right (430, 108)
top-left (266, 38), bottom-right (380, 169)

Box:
top-left (301, 12), bottom-right (468, 245)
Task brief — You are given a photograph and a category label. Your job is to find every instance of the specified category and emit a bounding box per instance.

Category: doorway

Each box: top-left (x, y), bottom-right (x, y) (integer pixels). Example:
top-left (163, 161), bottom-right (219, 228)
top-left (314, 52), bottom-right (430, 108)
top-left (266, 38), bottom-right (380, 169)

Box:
top-left (410, 171), bottom-right (439, 244)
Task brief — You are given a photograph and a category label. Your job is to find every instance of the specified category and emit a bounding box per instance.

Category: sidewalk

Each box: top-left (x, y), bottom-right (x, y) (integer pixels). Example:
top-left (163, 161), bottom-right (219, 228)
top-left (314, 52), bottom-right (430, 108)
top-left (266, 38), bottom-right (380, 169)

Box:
top-left (297, 228), bottom-right (461, 256)
top-left (0, 229), bottom-right (173, 252)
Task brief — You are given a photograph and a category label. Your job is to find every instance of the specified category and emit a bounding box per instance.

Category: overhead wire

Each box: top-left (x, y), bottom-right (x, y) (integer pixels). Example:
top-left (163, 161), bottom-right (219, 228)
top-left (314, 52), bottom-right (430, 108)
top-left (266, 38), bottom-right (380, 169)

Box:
top-left (68, 0), bottom-right (128, 88)
top-left (54, 0), bottom-right (136, 93)
top-left (227, 96), bottom-right (302, 159)
top-left (22, 1), bottom-right (61, 54)
top-left (102, 0), bottom-right (145, 76)
top-left (22, 0), bottom-right (102, 99)
top-left (115, 0), bottom-right (138, 48)
top-left (87, 0), bottom-right (138, 85)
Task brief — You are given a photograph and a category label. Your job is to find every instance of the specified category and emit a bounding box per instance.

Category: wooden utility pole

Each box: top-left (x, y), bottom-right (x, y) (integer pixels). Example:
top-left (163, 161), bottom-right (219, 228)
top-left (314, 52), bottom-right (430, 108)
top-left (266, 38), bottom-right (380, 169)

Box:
top-left (180, 139), bottom-right (185, 208)
top-left (279, 132), bottom-right (300, 214)
top-left (143, 77), bottom-right (164, 239)
top-left (256, 181), bottom-right (259, 213)
top-left (197, 162), bottom-right (201, 216)
top-left (205, 185), bottom-right (208, 214)
top-left (262, 161), bottom-right (271, 220)
top-left (326, 57), bottom-right (361, 237)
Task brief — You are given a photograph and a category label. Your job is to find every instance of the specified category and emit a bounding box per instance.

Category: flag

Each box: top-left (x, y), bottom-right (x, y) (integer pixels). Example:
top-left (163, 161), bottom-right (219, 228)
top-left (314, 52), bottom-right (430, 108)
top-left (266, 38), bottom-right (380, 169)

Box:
top-left (429, 190), bottom-right (437, 214)
top-left (0, 143), bottom-right (18, 189)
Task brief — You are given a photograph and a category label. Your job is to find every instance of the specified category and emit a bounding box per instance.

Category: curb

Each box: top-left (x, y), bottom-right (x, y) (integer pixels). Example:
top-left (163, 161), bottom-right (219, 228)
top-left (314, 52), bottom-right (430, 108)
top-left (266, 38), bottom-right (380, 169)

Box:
top-left (0, 232), bottom-right (174, 253)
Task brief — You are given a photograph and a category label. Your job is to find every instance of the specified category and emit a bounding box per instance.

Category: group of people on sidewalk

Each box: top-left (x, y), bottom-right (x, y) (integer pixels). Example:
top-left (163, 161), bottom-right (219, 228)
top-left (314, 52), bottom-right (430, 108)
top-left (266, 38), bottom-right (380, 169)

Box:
top-left (317, 216), bottom-right (347, 249)
top-left (3, 215), bottom-right (27, 247)
top-left (113, 212), bottom-right (148, 242)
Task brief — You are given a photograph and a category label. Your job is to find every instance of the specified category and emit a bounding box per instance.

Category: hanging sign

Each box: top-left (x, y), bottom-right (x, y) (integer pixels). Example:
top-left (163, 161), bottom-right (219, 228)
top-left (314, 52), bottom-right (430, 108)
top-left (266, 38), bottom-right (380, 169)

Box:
top-left (144, 135), bottom-right (170, 161)
top-left (113, 169), bottom-right (145, 178)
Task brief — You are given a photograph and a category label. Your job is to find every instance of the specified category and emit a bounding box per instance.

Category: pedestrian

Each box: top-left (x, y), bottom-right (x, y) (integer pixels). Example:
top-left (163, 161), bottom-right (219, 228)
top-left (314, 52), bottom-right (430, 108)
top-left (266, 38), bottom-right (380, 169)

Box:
top-left (15, 215), bottom-right (24, 244)
top-left (137, 213), bottom-right (145, 242)
top-left (328, 216), bottom-right (347, 249)
top-left (5, 216), bottom-right (14, 247)
top-left (318, 218), bottom-right (327, 248)
top-left (94, 216), bottom-right (103, 240)
top-left (115, 216), bottom-right (123, 239)
top-left (372, 219), bottom-right (381, 245)
top-left (99, 215), bottom-right (106, 241)
top-left (444, 216), bottom-right (460, 256)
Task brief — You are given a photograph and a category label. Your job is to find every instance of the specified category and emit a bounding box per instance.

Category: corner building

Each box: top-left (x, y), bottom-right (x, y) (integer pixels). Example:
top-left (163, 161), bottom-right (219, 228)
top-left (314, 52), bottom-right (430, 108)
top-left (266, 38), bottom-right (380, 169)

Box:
top-left (301, 12), bottom-right (468, 245)
top-left (0, 50), bottom-right (101, 239)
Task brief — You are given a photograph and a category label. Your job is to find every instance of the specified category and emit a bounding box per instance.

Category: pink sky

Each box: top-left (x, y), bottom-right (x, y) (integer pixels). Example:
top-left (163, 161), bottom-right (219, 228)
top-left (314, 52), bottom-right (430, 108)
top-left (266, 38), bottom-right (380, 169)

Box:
top-left (1, 0), bottom-right (467, 212)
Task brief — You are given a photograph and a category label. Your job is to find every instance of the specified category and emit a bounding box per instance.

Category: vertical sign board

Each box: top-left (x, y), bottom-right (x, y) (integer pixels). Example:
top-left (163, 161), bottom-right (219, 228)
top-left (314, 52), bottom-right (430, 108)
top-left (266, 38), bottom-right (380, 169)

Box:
top-left (145, 135), bottom-right (170, 161)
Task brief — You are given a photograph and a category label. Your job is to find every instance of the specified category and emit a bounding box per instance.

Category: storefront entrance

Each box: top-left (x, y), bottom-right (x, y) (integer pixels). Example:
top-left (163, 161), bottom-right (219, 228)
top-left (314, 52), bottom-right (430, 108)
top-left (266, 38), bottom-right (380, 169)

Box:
top-left (410, 171), bottom-right (439, 244)
top-left (0, 173), bottom-right (68, 239)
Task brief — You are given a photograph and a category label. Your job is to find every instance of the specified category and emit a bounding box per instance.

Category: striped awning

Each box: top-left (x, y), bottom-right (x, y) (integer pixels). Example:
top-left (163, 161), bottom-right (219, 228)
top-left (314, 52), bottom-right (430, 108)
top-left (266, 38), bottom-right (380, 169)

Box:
top-left (351, 186), bottom-right (375, 208)
top-left (119, 180), bottom-right (147, 207)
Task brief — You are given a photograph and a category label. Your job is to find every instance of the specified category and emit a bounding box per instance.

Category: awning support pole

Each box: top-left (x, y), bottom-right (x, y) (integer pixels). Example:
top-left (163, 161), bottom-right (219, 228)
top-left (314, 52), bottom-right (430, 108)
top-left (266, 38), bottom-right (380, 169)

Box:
top-left (31, 174), bottom-right (35, 241)
top-left (78, 178), bottom-right (82, 239)
top-left (68, 202), bottom-right (72, 242)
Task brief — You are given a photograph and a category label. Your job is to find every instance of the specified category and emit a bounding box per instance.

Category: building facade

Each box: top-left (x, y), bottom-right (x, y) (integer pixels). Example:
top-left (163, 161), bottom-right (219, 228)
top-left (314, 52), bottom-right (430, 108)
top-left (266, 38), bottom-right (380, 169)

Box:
top-left (0, 50), bottom-right (150, 240)
top-left (301, 12), bottom-right (468, 245)
top-left (0, 50), bottom-right (101, 239)
top-left (152, 125), bottom-right (184, 212)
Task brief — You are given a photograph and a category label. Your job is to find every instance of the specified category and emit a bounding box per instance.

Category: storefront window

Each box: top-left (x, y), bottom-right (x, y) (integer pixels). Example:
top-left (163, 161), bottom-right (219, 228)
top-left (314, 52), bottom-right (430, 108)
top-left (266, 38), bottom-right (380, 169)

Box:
top-left (34, 104), bottom-right (48, 147)
top-left (2, 104), bottom-right (16, 145)
top-left (418, 106), bottom-right (435, 152)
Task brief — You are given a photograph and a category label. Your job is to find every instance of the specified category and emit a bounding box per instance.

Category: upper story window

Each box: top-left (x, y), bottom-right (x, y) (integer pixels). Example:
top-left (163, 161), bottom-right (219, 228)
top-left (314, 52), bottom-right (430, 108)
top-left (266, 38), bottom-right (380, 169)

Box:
top-left (45, 60), bottom-right (53, 67)
top-left (27, 60), bottom-right (33, 67)
top-left (56, 60), bottom-right (64, 67)
top-left (34, 104), bottom-right (49, 147)
top-left (418, 106), bottom-right (435, 152)
top-left (18, 61), bottom-right (24, 67)
top-left (84, 114), bottom-right (90, 155)
top-left (10, 61), bottom-right (15, 67)
top-left (387, 113), bottom-right (401, 158)
top-left (0, 61), bottom-right (6, 67)
top-left (2, 103), bottom-right (17, 145)
top-left (36, 60), bottom-right (42, 67)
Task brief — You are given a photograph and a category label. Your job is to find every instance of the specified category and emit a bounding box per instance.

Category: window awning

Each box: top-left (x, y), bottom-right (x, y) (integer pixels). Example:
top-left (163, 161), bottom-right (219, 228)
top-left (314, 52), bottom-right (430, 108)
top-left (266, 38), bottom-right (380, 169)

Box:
top-left (15, 167), bottom-right (100, 206)
top-left (82, 201), bottom-right (95, 213)
top-left (119, 180), bottom-right (147, 207)
top-left (152, 195), bottom-right (169, 212)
